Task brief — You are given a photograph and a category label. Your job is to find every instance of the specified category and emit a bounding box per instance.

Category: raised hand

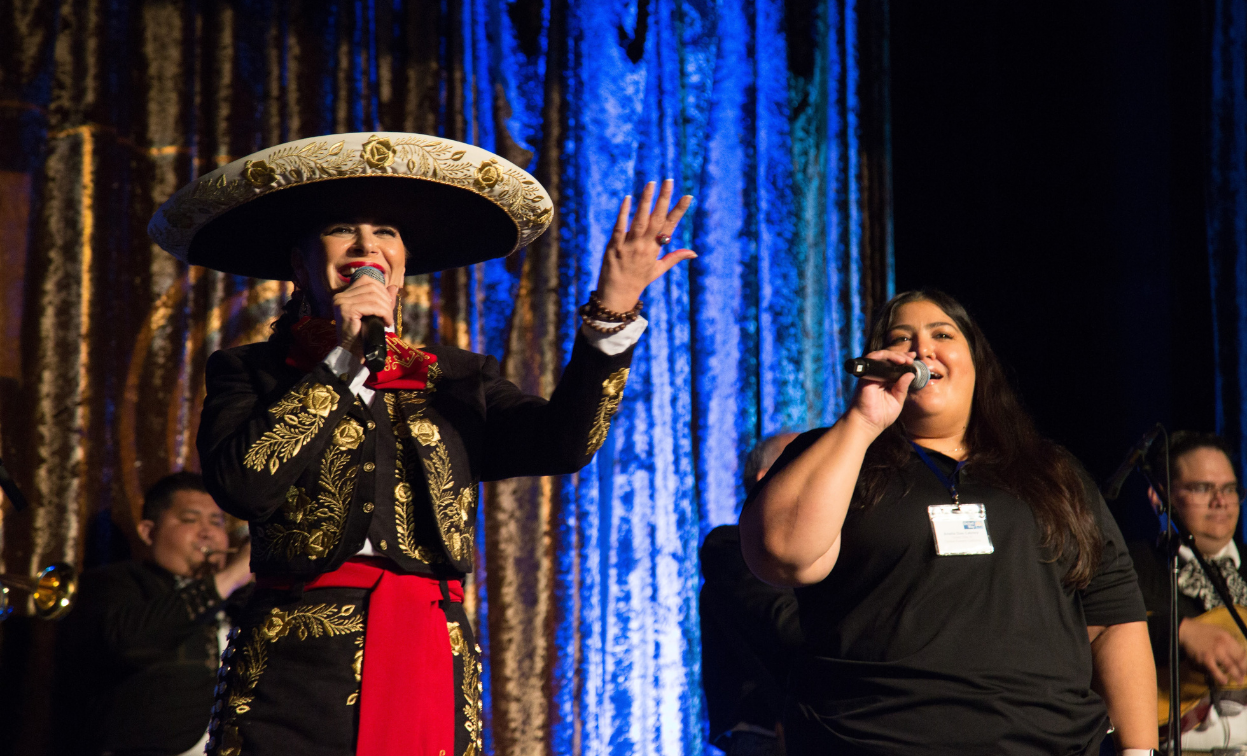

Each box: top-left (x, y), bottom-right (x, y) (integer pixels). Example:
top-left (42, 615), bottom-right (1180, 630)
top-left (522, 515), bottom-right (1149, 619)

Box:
top-left (595, 179), bottom-right (696, 312)
top-left (213, 540), bottom-right (254, 599)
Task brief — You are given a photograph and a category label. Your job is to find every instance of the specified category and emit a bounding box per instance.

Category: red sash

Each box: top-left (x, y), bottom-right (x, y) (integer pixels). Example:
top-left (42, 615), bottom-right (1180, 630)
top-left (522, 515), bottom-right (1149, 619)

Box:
top-left (263, 558), bottom-right (461, 756)
top-left (285, 316), bottom-right (436, 390)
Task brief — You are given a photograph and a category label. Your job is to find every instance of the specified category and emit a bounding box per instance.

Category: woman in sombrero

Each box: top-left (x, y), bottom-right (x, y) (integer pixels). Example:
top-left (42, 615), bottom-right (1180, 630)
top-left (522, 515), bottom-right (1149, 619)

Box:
top-left (149, 132), bottom-right (694, 756)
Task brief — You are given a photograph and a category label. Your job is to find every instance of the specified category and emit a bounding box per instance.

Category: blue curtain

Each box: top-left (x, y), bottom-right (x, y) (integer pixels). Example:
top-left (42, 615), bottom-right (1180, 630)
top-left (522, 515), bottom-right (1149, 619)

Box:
top-left (473, 1), bottom-right (888, 753)
top-left (1210, 0), bottom-right (1247, 490)
top-left (0, 0), bottom-right (887, 753)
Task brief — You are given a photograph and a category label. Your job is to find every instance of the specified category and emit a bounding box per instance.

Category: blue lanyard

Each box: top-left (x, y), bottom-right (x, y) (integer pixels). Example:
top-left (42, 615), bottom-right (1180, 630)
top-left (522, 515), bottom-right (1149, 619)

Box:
top-left (910, 442), bottom-right (967, 507)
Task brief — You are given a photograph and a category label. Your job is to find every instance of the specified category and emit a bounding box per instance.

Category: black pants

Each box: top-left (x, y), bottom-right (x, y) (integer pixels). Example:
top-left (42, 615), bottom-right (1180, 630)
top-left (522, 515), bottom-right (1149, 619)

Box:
top-left (208, 585), bottom-right (481, 756)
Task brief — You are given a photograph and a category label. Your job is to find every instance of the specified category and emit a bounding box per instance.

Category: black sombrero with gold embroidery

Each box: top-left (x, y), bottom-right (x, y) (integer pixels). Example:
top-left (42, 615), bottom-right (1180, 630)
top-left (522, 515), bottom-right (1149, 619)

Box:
top-left (149, 133), bottom-right (553, 280)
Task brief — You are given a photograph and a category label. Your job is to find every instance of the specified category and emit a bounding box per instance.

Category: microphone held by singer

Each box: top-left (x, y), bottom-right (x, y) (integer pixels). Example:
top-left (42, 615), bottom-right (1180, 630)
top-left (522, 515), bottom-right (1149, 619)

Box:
top-left (843, 357), bottom-right (931, 390)
top-left (351, 265), bottom-right (390, 373)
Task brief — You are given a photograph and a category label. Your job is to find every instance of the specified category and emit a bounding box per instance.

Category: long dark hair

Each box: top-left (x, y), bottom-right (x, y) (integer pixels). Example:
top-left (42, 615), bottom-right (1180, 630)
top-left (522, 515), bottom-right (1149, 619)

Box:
top-left (268, 291), bottom-right (304, 356)
top-left (855, 289), bottom-right (1102, 588)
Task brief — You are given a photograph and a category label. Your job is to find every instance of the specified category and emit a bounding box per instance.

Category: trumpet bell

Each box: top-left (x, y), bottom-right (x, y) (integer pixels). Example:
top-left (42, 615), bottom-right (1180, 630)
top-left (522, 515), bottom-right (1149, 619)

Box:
top-left (32, 563), bottom-right (77, 620)
top-left (0, 562), bottom-right (78, 621)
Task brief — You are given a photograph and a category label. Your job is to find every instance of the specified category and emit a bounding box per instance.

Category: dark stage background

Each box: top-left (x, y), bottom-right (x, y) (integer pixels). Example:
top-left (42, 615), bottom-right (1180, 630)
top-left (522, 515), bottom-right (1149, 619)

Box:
top-left (3, 1), bottom-right (1247, 754)
top-left (890, 0), bottom-right (1217, 542)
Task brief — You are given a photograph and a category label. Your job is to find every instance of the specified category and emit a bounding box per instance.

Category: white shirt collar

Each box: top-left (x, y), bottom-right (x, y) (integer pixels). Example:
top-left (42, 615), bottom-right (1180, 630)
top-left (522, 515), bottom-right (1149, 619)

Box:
top-left (1178, 538), bottom-right (1240, 568)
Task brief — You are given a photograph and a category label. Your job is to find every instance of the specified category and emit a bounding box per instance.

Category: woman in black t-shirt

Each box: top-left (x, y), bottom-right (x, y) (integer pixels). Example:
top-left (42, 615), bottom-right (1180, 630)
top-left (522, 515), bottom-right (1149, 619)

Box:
top-left (740, 290), bottom-right (1156, 755)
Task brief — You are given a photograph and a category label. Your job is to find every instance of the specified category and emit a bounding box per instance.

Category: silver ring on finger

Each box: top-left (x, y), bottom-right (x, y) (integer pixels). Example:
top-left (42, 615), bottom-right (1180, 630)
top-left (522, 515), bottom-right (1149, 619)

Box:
top-left (657, 234), bottom-right (672, 245)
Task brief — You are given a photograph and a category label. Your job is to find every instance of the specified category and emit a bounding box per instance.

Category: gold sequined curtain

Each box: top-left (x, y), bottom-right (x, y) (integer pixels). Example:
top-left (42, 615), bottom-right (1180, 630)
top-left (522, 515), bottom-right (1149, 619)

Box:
top-left (0, 2), bottom-right (479, 752)
top-left (0, 0), bottom-right (470, 557)
top-left (0, 2), bottom-right (893, 755)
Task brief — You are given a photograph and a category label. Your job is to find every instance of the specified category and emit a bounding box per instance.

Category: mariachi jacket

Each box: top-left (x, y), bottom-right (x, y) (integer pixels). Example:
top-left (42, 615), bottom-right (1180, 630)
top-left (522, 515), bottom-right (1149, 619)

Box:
top-left (197, 331), bottom-right (633, 578)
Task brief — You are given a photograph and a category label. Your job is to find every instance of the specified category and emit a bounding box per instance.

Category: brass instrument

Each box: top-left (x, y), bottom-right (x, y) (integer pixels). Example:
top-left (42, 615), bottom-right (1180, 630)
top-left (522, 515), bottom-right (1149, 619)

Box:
top-left (0, 563), bottom-right (78, 622)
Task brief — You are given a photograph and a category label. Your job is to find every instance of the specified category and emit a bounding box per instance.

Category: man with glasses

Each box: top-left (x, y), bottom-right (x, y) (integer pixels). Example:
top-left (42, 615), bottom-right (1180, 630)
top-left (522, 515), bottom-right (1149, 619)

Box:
top-left (1130, 431), bottom-right (1247, 749)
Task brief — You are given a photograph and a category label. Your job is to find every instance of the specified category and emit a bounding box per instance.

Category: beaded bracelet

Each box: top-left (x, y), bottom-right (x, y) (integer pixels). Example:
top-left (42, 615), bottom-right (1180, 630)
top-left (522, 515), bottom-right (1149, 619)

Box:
top-left (578, 291), bottom-right (643, 334)
top-left (580, 290), bottom-right (643, 323)
top-left (579, 317), bottom-right (631, 335)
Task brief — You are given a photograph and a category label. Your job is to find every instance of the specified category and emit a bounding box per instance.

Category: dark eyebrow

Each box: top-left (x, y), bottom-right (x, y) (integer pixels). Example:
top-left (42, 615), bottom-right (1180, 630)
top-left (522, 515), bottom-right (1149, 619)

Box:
top-left (888, 321), bottom-right (958, 331)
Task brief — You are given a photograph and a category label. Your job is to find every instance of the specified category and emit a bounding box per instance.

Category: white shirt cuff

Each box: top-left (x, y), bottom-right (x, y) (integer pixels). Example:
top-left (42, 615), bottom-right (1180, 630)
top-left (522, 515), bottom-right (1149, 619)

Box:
top-left (322, 347), bottom-right (374, 403)
top-left (581, 315), bottom-right (647, 356)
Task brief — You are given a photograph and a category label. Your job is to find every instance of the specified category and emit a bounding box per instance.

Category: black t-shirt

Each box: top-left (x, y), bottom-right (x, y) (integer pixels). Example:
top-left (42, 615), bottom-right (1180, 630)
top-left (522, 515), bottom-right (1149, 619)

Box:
top-left (748, 429), bottom-right (1146, 756)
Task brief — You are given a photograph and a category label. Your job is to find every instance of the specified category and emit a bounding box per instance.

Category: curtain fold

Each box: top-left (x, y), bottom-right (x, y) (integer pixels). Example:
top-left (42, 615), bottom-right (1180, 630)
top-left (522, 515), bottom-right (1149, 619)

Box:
top-left (1209, 0), bottom-right (1247, 489)
top-left (0, 2), bottom-right (889, 753)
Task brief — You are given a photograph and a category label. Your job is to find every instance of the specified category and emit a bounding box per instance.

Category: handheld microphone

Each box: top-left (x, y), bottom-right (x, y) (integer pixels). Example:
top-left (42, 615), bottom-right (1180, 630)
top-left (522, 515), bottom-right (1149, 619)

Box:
top-left (843, 357), bottom-right (930, 391)
top-left (350, 266), bottom-right (390, 374)
top-left (1102, 424), bottom-right (1163, 501)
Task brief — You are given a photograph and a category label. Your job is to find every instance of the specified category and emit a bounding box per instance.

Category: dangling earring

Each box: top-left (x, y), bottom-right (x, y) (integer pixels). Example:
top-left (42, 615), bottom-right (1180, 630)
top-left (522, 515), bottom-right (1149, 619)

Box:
top-left (395, 296), bottom-right (403, 340)
top-left (291, 284), bottom-right (311, 319)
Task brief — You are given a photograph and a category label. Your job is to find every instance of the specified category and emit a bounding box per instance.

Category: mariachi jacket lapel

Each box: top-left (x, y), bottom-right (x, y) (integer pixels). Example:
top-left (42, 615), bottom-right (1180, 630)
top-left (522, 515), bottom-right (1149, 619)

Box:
top-left (389, 366), bottom-right (476, 572)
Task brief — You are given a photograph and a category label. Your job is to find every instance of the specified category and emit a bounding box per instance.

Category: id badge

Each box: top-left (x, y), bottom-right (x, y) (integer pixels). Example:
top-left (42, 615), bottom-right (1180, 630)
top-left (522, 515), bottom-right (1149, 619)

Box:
top-left (928, 504), bottom-right (994, 556)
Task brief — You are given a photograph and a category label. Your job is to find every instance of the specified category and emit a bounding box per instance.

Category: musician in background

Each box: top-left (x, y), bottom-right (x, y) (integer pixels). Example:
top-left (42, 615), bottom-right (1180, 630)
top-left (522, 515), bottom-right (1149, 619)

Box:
top-left (54, 472), bottom-right (253, 756)
top-left (701, 432), bottom-right (802, 756)
top-left (1130, 431), bottom-right (1247, 749)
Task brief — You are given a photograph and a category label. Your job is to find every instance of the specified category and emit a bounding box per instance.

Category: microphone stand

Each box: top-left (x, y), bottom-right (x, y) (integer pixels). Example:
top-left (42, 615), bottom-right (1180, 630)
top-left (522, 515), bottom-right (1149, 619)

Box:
top-left (1109, 428), bottom-right (1247, 755)
top-left (0, 456), bottom-right (28, 511)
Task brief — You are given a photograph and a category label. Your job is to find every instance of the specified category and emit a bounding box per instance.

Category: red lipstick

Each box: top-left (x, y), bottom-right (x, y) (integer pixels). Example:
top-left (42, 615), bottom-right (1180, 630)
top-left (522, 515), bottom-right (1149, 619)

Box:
top-left (337, 262), bottom-right (386, 282)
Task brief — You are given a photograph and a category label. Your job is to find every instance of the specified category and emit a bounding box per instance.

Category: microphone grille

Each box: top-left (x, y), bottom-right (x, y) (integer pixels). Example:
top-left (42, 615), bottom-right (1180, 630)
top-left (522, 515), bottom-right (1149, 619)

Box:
top-left (910, 360), bottom-right (931, 390)
top-left (351, 266), bottom-right (386, 284)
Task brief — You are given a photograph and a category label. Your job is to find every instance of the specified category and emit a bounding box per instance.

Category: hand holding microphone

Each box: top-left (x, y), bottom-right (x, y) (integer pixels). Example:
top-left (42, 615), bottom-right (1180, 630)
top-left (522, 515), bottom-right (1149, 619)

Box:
top-left (844, 357), bottom-right (930, 390)
top-left (332, 265), bottom-right (399, 372)
top-left (842, 351), bottom-right (927, 436)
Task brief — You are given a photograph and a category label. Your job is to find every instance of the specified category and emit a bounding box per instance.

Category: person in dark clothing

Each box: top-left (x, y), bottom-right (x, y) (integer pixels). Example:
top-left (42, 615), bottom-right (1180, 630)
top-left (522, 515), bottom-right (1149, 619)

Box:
top-left (147, 132), bottom-right (695, 756)
top-left (740, 289), bottom-right (1156, 755)
top-left (701, 432), bottom-right (802, 756)
top-left (55, 472), bottom-right (254, 756)
top-left (1129, 431), bottom-right (1247, 748)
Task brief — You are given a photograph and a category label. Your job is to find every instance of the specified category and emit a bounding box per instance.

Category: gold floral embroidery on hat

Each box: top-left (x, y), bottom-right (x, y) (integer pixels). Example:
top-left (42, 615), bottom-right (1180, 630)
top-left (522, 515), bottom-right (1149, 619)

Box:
top-left (241, 159), bottom-right (278, 187)
top-left (151, 133), bottom-right (553, 259)
top-left (361, 135), bottom-right (396, 169)
top-left (475, 159), bottom-right (503, 190)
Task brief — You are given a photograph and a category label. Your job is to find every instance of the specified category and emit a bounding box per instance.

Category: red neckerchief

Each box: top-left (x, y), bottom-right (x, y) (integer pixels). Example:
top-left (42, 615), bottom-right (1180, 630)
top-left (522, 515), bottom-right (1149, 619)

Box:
top-left (285, 316), bottom-right (436, 390)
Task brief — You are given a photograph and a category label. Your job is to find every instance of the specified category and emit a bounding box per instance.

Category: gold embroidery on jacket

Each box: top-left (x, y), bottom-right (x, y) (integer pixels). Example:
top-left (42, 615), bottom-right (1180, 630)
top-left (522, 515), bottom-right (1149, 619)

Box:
top-left (332, 416), bottom-right (364, 450)
top-left (410, 417), bottom-right (441, 447)
top-left (586, 368), bottom-right (630, 454)
top-left (252, 422), bottom-right (357, 561)
top-left (388, 394), bottom-right (445, 564)
top-left (447, 622), bottom-right (484, 756)
top-left (259, 603), bottom-right (364, 641)
top-left (420, 440), bottom-right (475, 563)
top-left (244, 383), bottom-right (340, 474)
top-left (347, 636), bottom-right (364, 706)
top-left (390, 384), bottom-right (475, 565)
top-left (217, 604), bottom-right (362, 756)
